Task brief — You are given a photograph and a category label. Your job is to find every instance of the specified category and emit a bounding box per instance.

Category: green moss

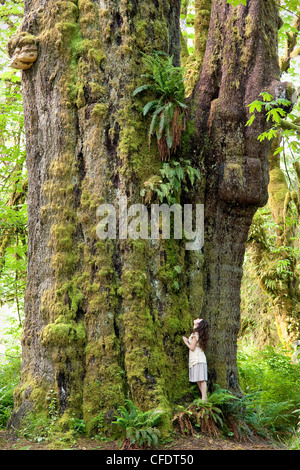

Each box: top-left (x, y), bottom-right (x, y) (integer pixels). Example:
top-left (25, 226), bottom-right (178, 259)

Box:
top-left (135, 20), bottom-right (148, 48)
top-left (78, 0), bottom-right (96, 32)
top-left (194, 5), bottom-right (210, 60)
top-left (90, 82), bottom-right (106, 100)
top-left (83, 330), bottom-right (125, 435)
top-left (76, 83), bottom-right (85, 108)
top-left (78, 38), bottom-right (106, 66)
top-left (57, 21), bottom-right (77, 36)
top-left (41, 320), bottom-right (86, 348)
top-left (47, 431), bottom-right (75, 449)
top-left (268, 167), bottom-right (289, 224)
top-left (153, 19), bottom-right (169, 50)
top-left (182, 0), bottom-right (211, 95)
top-left (91, 103), bottom-right (108, 121)
top-left (12, 372), bottom-right (52, 433)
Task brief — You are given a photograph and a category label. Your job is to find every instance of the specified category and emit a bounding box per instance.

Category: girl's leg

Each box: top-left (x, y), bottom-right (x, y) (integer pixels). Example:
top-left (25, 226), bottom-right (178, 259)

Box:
top-left (197, 381), bottom-right (207, 401)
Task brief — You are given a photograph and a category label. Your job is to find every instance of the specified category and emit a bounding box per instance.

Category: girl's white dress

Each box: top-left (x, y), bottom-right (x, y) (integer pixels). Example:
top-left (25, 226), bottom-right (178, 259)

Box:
top-left (188, 331), bottom-right (208, 382)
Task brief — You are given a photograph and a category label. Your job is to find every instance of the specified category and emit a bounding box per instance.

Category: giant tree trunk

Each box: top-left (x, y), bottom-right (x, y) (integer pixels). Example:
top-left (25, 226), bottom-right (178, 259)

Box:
top-left (7, 0), bottom-right (283, 434)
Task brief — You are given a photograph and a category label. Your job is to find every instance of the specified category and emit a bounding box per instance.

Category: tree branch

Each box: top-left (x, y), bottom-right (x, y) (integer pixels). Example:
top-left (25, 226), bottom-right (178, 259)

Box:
top-left (279, 119), bottom-right (300, 135)
top-left (280, 6), bottom-right (300, 73)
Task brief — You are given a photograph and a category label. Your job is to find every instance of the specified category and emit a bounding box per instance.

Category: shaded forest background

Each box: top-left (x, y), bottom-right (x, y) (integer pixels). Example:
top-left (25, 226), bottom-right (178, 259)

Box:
top-left (1, 0), bottom-right (300, 450)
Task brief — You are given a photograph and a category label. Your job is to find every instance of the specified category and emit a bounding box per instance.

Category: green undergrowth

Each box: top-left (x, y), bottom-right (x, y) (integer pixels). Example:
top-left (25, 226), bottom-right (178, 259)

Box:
top-left (0, 355), bottom-right (21, 429)
top-left (1, 328), bottom-right (300, 448)
top-left (237, 345), bottom-right (300, 444)
top-left (172, 350), bottom-right (300, 446)
top-left (0, 316), bottom-right (22, 429)
top-left (171, 345), bottom-right (300, 446)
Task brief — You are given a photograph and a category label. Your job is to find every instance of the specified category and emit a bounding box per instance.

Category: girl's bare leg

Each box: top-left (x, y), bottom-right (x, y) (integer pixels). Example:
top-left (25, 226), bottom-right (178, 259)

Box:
top-left (197, 381), bottom-right (207, 401)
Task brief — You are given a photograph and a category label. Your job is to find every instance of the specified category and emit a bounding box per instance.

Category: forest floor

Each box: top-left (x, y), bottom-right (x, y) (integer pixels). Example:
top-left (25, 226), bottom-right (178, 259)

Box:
top-left (0, 429), bottom-right (288, 451)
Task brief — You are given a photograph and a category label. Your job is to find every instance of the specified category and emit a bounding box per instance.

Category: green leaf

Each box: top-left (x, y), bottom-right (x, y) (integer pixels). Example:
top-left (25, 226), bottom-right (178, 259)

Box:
top-left (165, 126), bottom-right (173, 149)
top-left (175, 100), bottom-right (188, 109)
top-left (149, 114), bottom-right (158, 136)
top-left (160, 183), bottom-right (170, 197)
top-left (133, 84), bottom-right (153, 96)
top-left (142, 100), bottom-right (159, 116)
top-left (260, 92), bottom-right (274, 102)
top-left (273, 146), bottom-right (284, 156)
top-left (245, 114), bottom-right (256, 127)
top-left (175, 165), bottom-right (184, 180)
top-left (157, 112), bottom-right (165, 139)
top-left (248, 101), bottom-right (262, 114)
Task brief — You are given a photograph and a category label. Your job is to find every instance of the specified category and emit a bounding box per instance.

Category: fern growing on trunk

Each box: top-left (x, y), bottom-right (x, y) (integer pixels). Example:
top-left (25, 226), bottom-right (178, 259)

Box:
top-left (133, 51), bottom-right (187, 161)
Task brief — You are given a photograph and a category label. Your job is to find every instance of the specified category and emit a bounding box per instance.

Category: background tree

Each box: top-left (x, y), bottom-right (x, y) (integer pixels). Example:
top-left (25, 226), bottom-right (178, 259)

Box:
top-left (0, 0), bottom-right (26, 432)
top-left (4, 0), bottom-right (293, 436)
top-left (241, 1), bottom-right (300, 347)
top-left (0, 0), bottom-right (27, 325)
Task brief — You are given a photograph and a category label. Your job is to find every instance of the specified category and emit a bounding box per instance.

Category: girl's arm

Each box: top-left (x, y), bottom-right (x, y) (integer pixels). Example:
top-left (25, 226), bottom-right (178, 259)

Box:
top-left (182, 335), bottom-right (197, 351)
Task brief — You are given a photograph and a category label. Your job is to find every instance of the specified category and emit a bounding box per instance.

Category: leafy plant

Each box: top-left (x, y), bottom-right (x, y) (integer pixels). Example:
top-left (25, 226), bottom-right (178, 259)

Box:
top-left (71, 417), bottom-right (86, 435)
top-left (133, 51), bottom-right (187, 161)
top-left (0, 0), bottom-right (27, 321)
top-left (0, 355), bottom-right (21, 428)
top-left (0, 314), bottom-right (22, 428)
top-left (140, 158), bottom-right (201, 205)
top-left (113, 399), bottom-right (164, 450)
top-left (172, 386), bottom-right (239, 438)
top-left (238, 346), bottom-right (300, 439)
top-left (246, 91), bottom-right (292, 141)
top-left (46, 389), bottom-right (59, 425)
top-left (173, 372), bottom-right (300, 443)
top-left (245, 90), bottom-right (300, 191)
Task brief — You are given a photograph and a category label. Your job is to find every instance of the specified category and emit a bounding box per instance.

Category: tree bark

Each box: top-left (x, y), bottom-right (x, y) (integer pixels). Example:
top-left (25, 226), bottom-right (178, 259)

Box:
top-left (6, 0), bottom-right (284, 434)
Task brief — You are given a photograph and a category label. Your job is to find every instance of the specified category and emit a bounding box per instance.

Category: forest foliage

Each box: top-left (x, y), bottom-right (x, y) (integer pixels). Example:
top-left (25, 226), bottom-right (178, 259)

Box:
top-left (1, 0), bottom-right (300, 449)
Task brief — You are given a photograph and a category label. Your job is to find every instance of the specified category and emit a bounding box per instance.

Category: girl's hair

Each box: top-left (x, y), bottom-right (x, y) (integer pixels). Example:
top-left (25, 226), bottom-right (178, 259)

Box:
top-left (193, 320), bottom-right (210, 351)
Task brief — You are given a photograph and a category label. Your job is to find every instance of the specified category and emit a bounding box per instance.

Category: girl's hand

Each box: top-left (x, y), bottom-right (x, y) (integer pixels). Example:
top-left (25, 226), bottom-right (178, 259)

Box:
top-left (183, 335), bottom-right (196, 351)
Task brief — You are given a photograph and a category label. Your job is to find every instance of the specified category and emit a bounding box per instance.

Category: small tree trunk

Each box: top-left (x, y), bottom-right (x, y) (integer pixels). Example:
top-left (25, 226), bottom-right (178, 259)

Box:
top-left (189, 0), bottom-right (282, 390)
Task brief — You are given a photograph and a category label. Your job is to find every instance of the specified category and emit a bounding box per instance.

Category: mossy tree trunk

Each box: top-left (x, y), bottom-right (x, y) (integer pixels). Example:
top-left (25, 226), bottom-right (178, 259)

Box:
top-left (7, 0), bottom-right (283, 434)
top-left (187, 0), bottom-right (283, 391)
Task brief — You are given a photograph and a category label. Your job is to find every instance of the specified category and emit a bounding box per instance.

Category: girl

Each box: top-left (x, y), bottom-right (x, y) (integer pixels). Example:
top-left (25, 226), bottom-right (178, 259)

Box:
top-left (182, 318), bottom-right (210, 401)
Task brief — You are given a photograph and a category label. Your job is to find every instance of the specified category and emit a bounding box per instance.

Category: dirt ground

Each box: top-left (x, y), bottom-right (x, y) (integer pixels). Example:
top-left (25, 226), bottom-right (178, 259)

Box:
top-left (0, 429), bottom-right (287, 451)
